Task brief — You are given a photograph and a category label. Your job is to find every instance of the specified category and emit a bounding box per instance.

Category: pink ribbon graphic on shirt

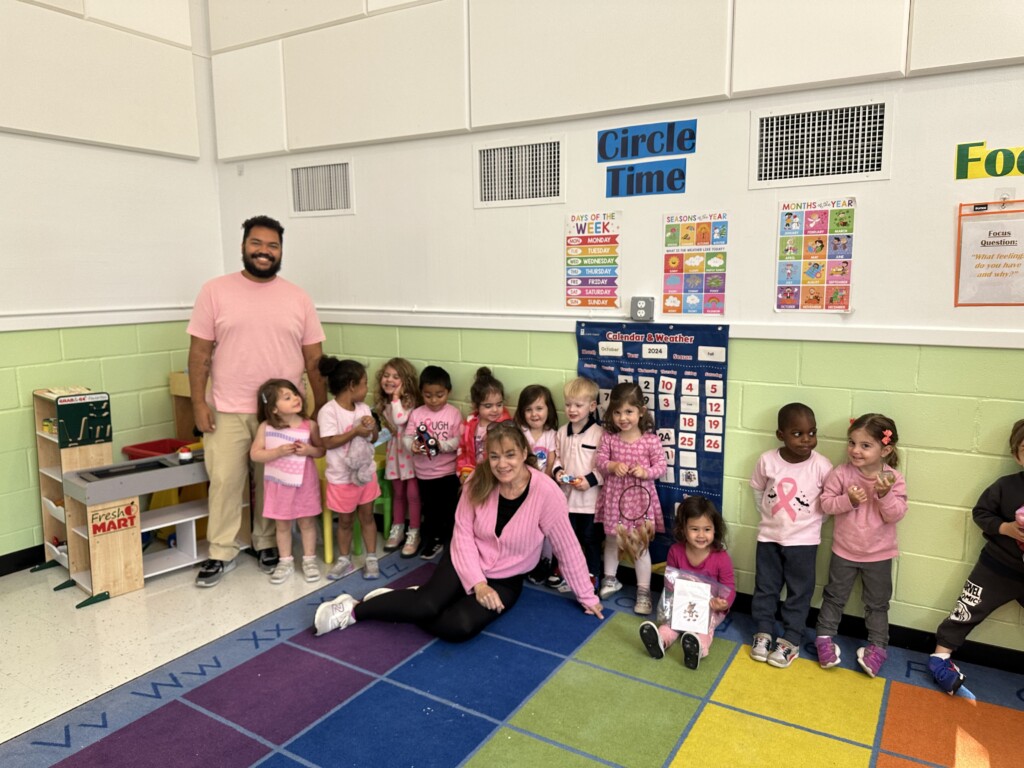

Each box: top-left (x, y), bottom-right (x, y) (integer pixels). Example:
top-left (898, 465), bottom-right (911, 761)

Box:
top-left (770, 478), bottom-right (799, 521)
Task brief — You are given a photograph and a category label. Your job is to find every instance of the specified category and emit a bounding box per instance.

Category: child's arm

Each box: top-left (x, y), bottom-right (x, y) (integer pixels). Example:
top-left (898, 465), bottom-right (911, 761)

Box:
top-left (875, 472), bottom-right (908, 523)
top-left (249, 422), bottom-right (295, 463)
top-left (630, 434), bottom-right (667, 480)
top-left (711, 551), bottom-right (737, 612)
top-left (597, 433), bottom-right (628, 476)
top-left (820, 467), bottom-right (856, 515)
top-left (296, 420), bottom-right (326, 459)
top-left (973, 480), bottom-right (1024, 541)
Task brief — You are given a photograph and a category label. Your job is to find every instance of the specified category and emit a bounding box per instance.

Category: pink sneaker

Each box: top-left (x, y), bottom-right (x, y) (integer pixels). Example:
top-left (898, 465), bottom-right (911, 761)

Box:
top-left (815, 636), bottom-right (841, 668)
top-left (856, 644), bottom-right (888, 678)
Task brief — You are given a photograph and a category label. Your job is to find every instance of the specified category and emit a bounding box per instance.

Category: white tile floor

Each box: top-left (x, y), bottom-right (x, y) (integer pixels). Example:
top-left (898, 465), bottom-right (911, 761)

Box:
top-left (0, 549), bottom-right (352, 745)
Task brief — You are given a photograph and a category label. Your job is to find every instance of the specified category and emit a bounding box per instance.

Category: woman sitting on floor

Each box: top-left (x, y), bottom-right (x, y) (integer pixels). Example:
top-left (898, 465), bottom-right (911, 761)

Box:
top-left (314, 421), bottom-right (604, 641)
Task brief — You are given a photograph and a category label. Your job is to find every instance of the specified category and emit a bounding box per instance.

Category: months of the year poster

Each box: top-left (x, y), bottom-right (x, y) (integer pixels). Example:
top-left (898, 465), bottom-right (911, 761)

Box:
top-left (575, 322), bottom-right (729, 558)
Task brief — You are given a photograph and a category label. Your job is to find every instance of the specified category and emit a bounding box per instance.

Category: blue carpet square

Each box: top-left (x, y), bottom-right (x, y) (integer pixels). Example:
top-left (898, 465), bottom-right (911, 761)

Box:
top-left (486, 586), bottom-right (604, 654)
top-left (253, 754), bottom-right (308, 768)
top-left (286, 680), bottom-right (495, 768)
top-left (387, 632), bottom-right (562, 720)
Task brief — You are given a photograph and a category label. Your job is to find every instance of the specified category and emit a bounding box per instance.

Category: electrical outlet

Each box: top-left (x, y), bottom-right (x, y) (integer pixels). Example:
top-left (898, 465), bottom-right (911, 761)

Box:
top-left (630, 296), bottom-right (655, 321)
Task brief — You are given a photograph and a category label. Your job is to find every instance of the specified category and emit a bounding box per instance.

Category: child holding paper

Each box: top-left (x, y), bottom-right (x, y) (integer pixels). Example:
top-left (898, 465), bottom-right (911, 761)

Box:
top-left (638, 496), bottom-right (735, 670)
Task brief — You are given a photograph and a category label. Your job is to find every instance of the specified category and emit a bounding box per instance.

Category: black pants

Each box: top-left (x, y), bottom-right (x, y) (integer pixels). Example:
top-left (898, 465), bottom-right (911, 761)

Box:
top-left (751, 541), bottom-right (818, 646)
top-left (417, 474), bottom-right (460, 549)
top-left (570, 512), bottom-right (604, 578)
top-left (935, 555), bottom-right (1024, 651)
top-left (353, 549), bottom-right (525, 642)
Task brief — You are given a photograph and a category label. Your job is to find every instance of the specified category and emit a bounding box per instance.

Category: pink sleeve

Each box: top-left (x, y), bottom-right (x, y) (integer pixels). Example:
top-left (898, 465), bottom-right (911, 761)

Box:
top-left (595, 433), bottom-right (612, 473)
top-left (821, 466), bottom-right (854, 516)
top-left (187, 282), bottom-right (216, 341)
top-left (451, 493), bottom-right (488, 593)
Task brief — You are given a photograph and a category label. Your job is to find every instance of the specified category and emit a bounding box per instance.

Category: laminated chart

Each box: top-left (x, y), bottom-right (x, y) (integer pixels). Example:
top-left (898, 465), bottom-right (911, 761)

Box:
top-left (565, 211), bottom-right (621, 308)
top-left (663, 211), bottom-right (728, 315)
top-left (576, 322), bottom-right (729, 561)
top-left (776, 198), bottom-right (855, 312)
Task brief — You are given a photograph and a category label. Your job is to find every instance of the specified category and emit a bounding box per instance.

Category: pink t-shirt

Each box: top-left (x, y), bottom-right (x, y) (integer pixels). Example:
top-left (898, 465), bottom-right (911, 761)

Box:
top-left (187, 272), bottom-right (325, 413)
top-left (750, 449), bottom-right (832, 546)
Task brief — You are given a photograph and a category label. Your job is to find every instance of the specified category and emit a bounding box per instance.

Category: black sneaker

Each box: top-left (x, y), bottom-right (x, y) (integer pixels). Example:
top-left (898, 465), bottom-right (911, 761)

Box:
top-left (257, 547), bottom-right (280, 574)
top-left (196, 558), bottom-right (236, 587)
top-left (420, 542), bottom-right (443, 560)
top-left (527, 557), bottom-right (552, 585)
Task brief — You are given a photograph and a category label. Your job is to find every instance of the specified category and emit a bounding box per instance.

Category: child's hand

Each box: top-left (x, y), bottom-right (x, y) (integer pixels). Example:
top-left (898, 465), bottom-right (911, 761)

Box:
top-left (294, 441), bottom-right (315, 456)
top-left (571, 476), bottom-right (591, 491)
top-left (874, 470), bottom-right (895, 497)
top-left (360, 415), bottom-right (375, 429)
top-left (710, 597), bottom-right (729, 612)
top-left (848, 485), bottom-right (868, 507)
top-left (998, 520), bottom-right (1024, 543)
top-left (608, 461), bottom-right (629, 477)
top-left (277, 442), bottom-right (298, 458)
top-left (353, 421), bottom-right (374, 438)
top-left (629, 465), bottom-right (648, 480)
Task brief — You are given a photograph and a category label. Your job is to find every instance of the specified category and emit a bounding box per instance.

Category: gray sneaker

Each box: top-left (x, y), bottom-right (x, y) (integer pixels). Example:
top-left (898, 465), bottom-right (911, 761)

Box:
top-left (750, 633), bottom-right (773, 662)
top-left (269, 560), bottom-right (294, 585)
top-left (327, 556), bottom-right (357, 581)
top-left (363, 556), bottom-right (380, 580)
top-left (196, 557), bottom-right (236, 588)
top-left (767, 638), bottom-right (800, 668)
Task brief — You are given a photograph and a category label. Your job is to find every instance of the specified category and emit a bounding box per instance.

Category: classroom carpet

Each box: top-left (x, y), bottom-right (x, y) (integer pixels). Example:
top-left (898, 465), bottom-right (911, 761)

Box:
top-left (3, 554), bottom-right (1023, 768)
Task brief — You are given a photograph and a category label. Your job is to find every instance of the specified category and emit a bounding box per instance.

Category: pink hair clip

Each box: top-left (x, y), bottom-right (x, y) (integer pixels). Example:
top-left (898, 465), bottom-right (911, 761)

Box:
top-left (881, 429), bottom-right (892, 445)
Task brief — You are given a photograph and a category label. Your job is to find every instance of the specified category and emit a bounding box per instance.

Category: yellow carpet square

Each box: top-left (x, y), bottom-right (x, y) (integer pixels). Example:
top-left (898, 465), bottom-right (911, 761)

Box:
top-left (712, 645), bottom-right (884, 745)
top-left (670, 703), bottom-right (872, 767)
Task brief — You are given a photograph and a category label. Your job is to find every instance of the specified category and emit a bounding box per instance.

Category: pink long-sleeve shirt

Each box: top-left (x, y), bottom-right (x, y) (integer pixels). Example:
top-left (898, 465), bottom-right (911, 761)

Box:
top-left (820, 463), bottom-right (908, 562)
top-left (451, 467), bottom-right (600, 610)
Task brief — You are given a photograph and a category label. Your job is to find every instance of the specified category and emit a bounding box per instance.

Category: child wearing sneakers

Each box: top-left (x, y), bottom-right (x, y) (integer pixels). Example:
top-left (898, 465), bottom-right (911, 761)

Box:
top-left (749, 403), bottom-right (832, 668)
top-left (552, 377), bottom-right (604, 583)
top-left (249, 379), bottom-right (326, 584)
top-left (404, 365), bottom-right (463, 560)
top-left (927, 419), bottom-right (1024, 695)
top-left (317, 357), bottom-right (382, 581)
top-left (639, 496), bottom-right (734, 669)
top-left (373, 357), bottom-right (422, 554)
top-left (815, 414), bottom-right (907, 678)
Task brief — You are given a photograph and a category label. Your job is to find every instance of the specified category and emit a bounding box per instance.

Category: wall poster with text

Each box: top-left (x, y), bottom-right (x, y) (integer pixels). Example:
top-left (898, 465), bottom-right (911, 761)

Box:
top-left (576, 321), bottom-right (729, 562)
top-left (663, 211), bottom-right (728, 315)
top-left (776, 197), bottom-right (855, 312)
top-left (565, 211), bottom-right (620, 308)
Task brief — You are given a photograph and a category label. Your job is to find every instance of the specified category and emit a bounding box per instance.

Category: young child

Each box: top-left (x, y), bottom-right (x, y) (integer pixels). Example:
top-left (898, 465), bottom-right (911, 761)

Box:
top-left (249, 379), bottom-right (326, 584)
top-left (594, 382), bottom-right (668, 615)
top-left (515, 384), bottom-right (559, 475)
top-left (374, 358), bottom-right (422, 554)
top-left (815, 413), bottom-right (907, 678)
top-left (404, 365), bottom-right (463, 560)
top-left (516, 384), bottom-right (561, 587)
top-left (317, 356), bottom-right (382, 580)
top-left (456, 367), bottom-right (512, 483)
top-left (639, 496), bottom-right (735, 669)
top-left (749, 403), bottom-right (833, 668)
top-left (927, 419), bottom-right (1024, 694)
top-left (553, 377), bottom-right (605, 584)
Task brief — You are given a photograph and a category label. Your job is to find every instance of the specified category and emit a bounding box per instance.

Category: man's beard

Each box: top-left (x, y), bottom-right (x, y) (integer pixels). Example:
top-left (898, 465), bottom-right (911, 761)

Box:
top-left (242, 253), bottom-right (282, 278)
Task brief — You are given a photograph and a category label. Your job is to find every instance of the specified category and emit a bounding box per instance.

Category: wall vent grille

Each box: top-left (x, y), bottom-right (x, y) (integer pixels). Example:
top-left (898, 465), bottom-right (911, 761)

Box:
top-left (750, 101), bottom-right (891, 188)
top-left (476, 139), bottom-right (564, 207)
top-left (290, 162), bottom-right (353, 216)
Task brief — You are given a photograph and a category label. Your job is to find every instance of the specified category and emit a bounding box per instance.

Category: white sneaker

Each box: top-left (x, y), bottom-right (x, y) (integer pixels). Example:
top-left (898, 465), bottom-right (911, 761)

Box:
top-left (750, 633), bottom-right (773, 662)
top-left (301, 557), bottom-right (320, 583)
top-left (383, 524), bottom-right (405, 552)
top-left (327, 556), bottom-right (356, 581)
top-left (599, 576), bottom-right (623, 600)
top-left (401, 529), bottom-right (421, 558)
top-left (314, 594), bottom-right (356, 636)
top-left (269, 559), bottom-right (294, 585)
top-left (363, 556), bottom-right (380, 580)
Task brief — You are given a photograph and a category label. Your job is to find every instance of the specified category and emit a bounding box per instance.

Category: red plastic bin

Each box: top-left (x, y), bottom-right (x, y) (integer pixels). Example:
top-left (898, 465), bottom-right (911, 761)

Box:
top-left (122, 438), bottom-right (190, 460)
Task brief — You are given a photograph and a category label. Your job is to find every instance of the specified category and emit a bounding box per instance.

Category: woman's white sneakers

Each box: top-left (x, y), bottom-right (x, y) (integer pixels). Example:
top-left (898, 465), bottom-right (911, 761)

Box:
top-left (314, 594), bottom-right (356, 636)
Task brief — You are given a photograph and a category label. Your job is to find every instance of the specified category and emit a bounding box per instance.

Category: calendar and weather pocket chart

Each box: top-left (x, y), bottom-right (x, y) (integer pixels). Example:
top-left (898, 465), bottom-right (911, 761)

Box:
top-left (575, 322), bottom-right (729, 562)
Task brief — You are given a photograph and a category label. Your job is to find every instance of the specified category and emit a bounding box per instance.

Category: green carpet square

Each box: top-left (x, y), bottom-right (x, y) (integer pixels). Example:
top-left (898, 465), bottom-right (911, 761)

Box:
top-left (465, 728), bottom-right (604, 767)
top-left (510, 661), bottom-right (698, 767)
top-left (574, 611), bottom-right (735, 694)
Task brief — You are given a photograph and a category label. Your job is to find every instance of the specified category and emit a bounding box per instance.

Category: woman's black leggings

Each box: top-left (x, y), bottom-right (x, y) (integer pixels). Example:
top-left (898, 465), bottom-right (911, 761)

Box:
top-left (353, 549), bottom-right (525, 642)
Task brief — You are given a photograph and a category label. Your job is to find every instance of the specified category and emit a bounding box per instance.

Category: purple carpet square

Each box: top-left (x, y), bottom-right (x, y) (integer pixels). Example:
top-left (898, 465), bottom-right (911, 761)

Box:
top-left (486, 585), bottom-right (604, 654)
top-left (53, 700), bottom-right (269, 768)
top-left (388, 633), bottom-right (560, 720)
top-left (185, 644), bottom-right (372, 744)
top-left (291, 612), bottom-right (434, 675)
top-left (287, 680), bottom-right (494, 767)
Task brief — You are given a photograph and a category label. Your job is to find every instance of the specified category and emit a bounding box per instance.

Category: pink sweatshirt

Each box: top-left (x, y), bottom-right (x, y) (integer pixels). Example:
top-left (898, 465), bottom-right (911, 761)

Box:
top-left (451, 467), bottom-right (599, 609)
top-left (820, 463), bottom-right (908, 562)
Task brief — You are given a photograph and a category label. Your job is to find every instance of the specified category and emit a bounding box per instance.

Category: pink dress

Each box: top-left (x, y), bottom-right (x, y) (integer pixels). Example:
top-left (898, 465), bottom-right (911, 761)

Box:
top-left (262, 420), bottom-right (322, 520)
top-left (594, 432), bottom-right (667, 535)
top-left (382, 398), bottom-right (415, 481)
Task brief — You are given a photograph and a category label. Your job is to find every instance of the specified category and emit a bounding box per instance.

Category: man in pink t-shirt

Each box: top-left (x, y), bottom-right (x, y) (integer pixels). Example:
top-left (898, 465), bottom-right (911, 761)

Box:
top-left (187, 215), bottom-right (326, 587)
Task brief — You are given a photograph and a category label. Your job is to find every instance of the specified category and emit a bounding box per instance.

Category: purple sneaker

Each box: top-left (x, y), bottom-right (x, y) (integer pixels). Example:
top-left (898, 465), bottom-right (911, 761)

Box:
top-left (856, 644), bottom-right (888, 678)
top-left (815, 636), bottom-right (841, 669)
top-left (928, 655), bottom-right (965, 695)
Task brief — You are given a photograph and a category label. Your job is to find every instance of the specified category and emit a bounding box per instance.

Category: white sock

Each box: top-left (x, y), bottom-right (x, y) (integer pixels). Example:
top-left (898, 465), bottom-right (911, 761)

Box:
top-left (931, 652), bottom-right (951, 660)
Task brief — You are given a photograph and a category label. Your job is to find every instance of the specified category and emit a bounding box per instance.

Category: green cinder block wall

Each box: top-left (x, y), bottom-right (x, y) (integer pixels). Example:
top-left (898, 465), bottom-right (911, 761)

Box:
top-left (2, 322), bottom-right (1022, 651)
